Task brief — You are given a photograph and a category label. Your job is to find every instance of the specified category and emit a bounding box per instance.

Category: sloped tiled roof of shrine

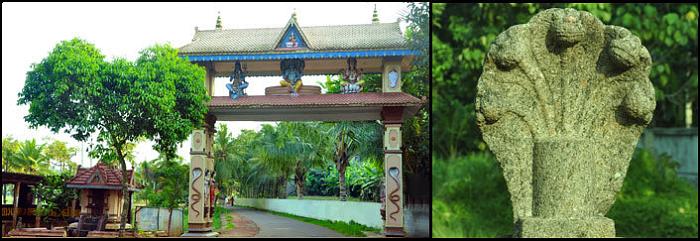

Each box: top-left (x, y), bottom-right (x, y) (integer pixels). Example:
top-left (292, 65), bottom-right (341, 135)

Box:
top-left (179, 18), bottom-right (409, 55)
top-left (66, 163), bottom-right (138, 190)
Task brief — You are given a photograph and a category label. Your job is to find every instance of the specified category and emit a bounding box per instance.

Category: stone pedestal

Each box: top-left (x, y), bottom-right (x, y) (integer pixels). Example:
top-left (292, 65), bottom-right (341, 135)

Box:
top-left (265, 85), bottom-right (321, 95)
top-left (516, 217), bottom-right (615, 238)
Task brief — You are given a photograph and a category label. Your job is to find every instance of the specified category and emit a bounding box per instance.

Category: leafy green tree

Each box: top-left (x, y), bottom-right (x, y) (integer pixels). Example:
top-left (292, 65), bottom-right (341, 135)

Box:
top-left (156, 156), bottom-right (189, 236)
top-left (88, 140), bottom-right (138, 169)
top-left (17, 38), bottom-right (210, 234)
top-left (43, 139), bottom-right (78, 174)
top-left (2, 136), bottom-right (21, 172)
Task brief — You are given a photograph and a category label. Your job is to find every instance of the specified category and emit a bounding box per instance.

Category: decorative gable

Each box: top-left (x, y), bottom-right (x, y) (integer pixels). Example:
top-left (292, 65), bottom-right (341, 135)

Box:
top-left (88, 171), bottom-right (103, 184)
top-left (275, 17), bottom-right (309, 50)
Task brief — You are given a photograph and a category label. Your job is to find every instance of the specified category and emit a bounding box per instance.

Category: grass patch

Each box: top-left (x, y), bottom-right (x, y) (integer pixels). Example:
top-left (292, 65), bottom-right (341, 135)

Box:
top-left (213, 206), bottom-right (234, 231)
top-left (242, 206), bottom-right (380, 237)
top-left (182, 208), bottom-right (188, 231)
top-left (225, 213), bottom-right (235, 230)
top-left (432, 153), bottom-right (513, 238)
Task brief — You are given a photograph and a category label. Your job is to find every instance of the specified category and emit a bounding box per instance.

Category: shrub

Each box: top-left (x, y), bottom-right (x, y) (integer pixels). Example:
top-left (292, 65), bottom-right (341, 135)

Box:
top-left (432, 148), bottom-right (699, 237)
top-left (608, 148), bottom-right (698, 237)
top-left (432, 152), bottom-right (513, 237)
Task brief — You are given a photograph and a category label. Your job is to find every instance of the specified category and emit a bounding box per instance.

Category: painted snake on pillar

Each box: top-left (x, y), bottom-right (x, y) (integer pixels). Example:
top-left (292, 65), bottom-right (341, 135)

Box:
top-left (190, 168), bottom-right (202, 217)
top-left (388, 167), bottom-right (401, 222)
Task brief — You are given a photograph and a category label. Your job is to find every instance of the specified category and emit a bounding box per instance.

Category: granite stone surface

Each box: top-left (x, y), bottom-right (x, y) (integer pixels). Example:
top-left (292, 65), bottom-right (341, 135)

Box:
top-left (476, 8), bottom-right (655, 237)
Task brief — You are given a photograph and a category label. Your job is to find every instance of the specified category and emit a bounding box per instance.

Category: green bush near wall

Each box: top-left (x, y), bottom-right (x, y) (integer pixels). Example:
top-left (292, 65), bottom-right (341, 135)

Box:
top-left (607, 148), bottom-right (698, 237)
top-left (432, 148), bottom-right (699, 237)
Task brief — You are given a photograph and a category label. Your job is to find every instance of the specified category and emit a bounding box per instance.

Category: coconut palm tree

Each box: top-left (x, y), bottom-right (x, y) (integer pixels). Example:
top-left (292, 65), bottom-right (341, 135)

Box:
top-left (324, 121), bottom-right (383, 201)
top-left (14, 139), bottom-right (50, 174)
top-left (283, 122), bottom-right (332, 200)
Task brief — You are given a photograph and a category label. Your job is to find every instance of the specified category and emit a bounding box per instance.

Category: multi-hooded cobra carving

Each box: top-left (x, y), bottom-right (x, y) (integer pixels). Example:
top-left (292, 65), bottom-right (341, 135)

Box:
top-left (476, 8), bottom-right (655, 236)
top-left (190, 168), bottom-right (203, 218)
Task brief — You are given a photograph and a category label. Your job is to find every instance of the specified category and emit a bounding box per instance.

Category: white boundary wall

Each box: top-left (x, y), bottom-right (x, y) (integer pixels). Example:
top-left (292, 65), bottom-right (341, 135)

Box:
top-left (236, 198), bottom-right (383, 228)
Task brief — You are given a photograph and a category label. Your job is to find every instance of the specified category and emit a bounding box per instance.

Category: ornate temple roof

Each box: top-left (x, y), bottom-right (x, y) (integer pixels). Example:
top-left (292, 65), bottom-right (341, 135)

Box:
top-left (178, 12), bottom-right (417, 63)
top-left (66, 163), bottom-right (138, 191)
top-left (180, 22), bottom-right (407, 55)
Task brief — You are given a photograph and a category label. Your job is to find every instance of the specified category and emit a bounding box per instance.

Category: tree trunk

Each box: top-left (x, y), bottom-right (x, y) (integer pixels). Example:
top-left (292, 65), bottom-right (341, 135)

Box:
top-left (116, 143), bottom-right (130, 237)
top-left (337, 153), bottom-right (349, 201)
top-left (294, 161), bottom-right (305, 200)
top-left (167, 208), bottom-right (173, 237)
top-left (339, 167), bottom-right (347, 201)
top-left (278, 176), bottom-right (287, 199)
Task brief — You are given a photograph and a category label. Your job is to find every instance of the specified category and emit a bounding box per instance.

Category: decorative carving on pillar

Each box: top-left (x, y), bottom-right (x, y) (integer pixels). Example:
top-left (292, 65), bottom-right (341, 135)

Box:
top-left (388, 167), bottom-right (401, 222)
top-left (190, 168), bottom-right (203, 218)
top-left (382, 61), bottom-right (402, 92)
top-left (192, 132), bottom-right (203, 152)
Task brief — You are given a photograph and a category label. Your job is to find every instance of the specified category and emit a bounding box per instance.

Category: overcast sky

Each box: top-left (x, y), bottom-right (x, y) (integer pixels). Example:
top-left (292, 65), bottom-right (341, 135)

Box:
top-left (2, 2), bottom-right (410, 169)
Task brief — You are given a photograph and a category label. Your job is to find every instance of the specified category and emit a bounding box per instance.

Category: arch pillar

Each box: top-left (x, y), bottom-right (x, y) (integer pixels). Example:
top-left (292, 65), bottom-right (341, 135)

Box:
top-left (183, 114), bottom-right (218, 237)
top-left (382, 106), bottom-right (406, 237)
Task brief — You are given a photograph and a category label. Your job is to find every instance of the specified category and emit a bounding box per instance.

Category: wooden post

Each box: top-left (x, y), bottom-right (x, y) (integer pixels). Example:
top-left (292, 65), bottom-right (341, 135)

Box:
top-left (12, 182), bottom-right (21, 229)
top-left (35, 195), bottom-right (41, 228)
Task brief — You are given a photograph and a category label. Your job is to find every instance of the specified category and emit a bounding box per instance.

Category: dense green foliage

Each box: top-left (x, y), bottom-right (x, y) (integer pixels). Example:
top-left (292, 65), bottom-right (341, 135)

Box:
top-left (433, 148), bottom-right (698, 237)
top-left (214, 122), bottom-right (384, 202)
top-left (303, 158), bottom-right (384, 202)
top-left (32, 172), bottom-right (79, 225)
top-left (607, 149), bottom-right (698, 237)
top-left (133, 155), bottom-right (189, 208)
top-left (17, 38), bottom-right (210, 232)
top-left (432, 153), bottom-right (512, 237)
top-left (433, 3), bottom-right (698, 157)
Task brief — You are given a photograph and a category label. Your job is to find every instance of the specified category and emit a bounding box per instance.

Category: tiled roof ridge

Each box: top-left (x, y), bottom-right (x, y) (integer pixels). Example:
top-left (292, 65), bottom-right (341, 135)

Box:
top-left (194, 21), bottom-right (399, 32)
top-left (67, 163), bottom-right (134, 186)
